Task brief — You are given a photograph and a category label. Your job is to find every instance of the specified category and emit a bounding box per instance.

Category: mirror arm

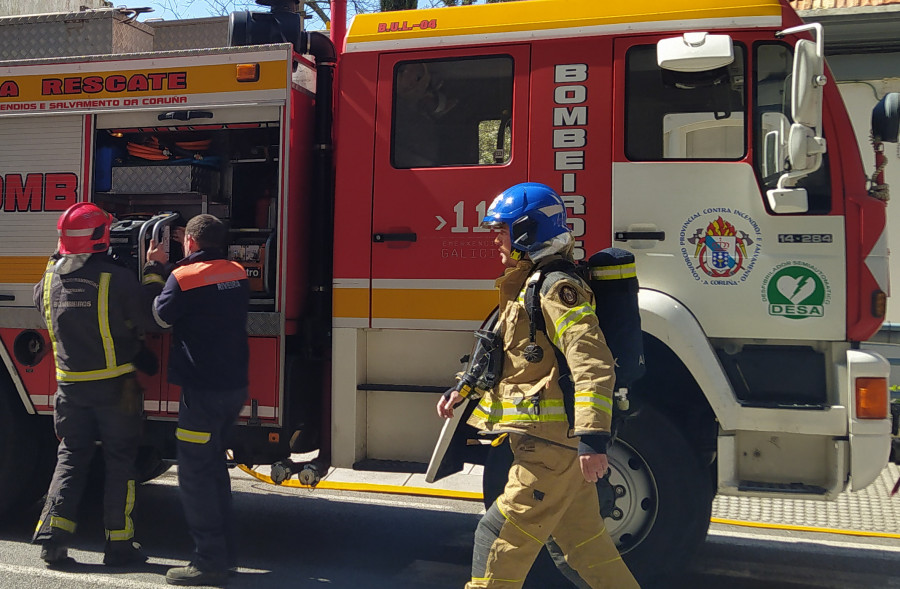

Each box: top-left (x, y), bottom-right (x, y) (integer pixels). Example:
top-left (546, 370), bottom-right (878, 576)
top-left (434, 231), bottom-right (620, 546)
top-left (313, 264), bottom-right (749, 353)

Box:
top-left (776, 23), bottom-right (824, 60)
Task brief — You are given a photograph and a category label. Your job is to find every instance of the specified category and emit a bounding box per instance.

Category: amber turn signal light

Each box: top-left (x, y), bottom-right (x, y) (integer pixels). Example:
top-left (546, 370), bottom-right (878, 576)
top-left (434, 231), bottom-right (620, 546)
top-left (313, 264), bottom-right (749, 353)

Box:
top-left (856, 377), bottom-right (888, 419)
top-left (873, 290), bottom-right (887, 318)
top-left (236, 63), bottom-right (260, 83)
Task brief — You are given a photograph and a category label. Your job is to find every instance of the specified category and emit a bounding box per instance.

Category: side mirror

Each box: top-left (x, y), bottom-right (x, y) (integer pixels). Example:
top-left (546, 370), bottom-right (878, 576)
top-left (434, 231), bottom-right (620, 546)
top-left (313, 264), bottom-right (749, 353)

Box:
top-left (872, 92), bottom-right (900, 143)
top-left (765, 125), bottom-right (825, 213)
top-left (761, 112), bottom-right (790, 179)
top-left (791, 38), bottom-right (826, 130)
top-left (657, 32), bottom-right (734, 72)
top-left (767, 23), bottom-right (828, 214)
top-left (767, 187), bottom-right (809, 214)
top-left (787, 123), bottom-right (826, 173)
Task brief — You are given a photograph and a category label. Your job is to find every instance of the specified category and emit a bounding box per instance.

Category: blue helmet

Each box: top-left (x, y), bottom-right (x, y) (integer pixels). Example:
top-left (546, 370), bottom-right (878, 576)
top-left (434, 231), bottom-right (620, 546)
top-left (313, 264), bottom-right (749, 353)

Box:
top-left (481, 182), bottom-right (569, 253)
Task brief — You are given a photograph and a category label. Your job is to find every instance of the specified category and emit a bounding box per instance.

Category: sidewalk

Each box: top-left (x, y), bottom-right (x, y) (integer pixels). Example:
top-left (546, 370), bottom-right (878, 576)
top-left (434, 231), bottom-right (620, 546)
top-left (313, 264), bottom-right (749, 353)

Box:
top-left (242, 461), bottom-right (900, 537)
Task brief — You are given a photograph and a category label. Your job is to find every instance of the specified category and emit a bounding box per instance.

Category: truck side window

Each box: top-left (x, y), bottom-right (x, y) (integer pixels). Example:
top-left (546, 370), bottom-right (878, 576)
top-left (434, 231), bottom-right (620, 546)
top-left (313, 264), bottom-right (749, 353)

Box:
top-left (392, 56), bottom-right (513, 169)
top-left (625, 44), bottom-right (746, 161)
top-left (753, 43), bottom-right (831, 214)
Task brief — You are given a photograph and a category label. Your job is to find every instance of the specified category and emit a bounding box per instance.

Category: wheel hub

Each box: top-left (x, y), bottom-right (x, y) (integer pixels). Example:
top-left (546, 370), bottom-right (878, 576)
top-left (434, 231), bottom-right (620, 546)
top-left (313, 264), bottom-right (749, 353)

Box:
top-left (601, 439), bottom-right (658, 554)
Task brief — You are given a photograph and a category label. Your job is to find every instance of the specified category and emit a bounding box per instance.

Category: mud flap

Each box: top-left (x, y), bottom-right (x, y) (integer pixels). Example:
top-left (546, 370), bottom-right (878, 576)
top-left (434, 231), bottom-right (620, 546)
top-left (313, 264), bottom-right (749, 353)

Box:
top-left (425, 397), bottom-right (487, 483)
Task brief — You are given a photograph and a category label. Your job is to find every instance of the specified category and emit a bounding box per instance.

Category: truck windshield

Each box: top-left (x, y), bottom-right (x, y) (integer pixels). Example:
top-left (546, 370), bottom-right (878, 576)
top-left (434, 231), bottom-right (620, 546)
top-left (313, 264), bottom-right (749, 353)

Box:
top-left (625, 43), bottom-right (746, 161)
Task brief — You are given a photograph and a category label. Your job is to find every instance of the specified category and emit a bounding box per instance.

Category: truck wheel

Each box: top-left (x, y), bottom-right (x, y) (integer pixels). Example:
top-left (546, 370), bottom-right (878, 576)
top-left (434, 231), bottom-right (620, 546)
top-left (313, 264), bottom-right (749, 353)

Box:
top-left (0, 385), bottom-right (50, 519)
top-left (480, 405), bottom-right (713, 586)
top-left (608, 405), bottom-right (713, 584)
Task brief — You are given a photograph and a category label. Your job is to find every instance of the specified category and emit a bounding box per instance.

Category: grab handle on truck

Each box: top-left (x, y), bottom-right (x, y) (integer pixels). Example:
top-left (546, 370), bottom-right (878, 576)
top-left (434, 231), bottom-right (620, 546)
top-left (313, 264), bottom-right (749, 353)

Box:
top-left (138, 212), bottom-right (181, 283)
top-left (157, 110), bottom-right (214, 121)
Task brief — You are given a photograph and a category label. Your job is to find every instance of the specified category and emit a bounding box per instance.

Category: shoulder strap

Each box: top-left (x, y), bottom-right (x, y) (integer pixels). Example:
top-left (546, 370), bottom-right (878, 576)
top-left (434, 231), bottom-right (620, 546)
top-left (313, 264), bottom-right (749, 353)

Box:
top-left (523, 259), bottom-right (578, 422)
top-left (524, 259), bottom-right (578, 335)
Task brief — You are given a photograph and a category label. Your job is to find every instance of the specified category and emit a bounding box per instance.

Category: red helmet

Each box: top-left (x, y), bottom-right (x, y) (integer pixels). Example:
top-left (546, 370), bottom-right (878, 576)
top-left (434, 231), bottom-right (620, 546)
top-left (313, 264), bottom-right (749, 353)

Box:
top-left (57, 203), bottom-right (112, 255)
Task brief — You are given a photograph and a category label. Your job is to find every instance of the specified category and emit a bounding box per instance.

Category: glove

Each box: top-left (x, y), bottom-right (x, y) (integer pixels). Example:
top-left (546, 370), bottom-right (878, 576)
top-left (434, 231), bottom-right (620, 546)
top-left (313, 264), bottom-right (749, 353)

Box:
top-left (132, 342), bottom-right (158, 376)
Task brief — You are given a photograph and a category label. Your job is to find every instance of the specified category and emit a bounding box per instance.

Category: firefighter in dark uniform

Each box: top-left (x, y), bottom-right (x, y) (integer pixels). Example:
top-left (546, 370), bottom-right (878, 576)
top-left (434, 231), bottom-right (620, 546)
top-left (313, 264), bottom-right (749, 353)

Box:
top-left (145, 214), bottom-right (249, 587)
top-left (438, 183), bottom-right (639, 589)
top-left (33, 202), bottom-right (166, 567)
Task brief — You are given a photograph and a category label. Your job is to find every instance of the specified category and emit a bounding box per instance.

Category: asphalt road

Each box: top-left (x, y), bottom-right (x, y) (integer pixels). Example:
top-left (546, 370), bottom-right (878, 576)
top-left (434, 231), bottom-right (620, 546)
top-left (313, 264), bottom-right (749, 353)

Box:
top-left (0, 469), bottom-right (899, 588)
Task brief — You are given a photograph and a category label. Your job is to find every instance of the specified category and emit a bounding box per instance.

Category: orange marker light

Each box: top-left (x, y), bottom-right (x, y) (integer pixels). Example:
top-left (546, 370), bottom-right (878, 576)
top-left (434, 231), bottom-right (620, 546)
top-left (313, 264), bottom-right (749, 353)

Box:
top-left (268, 432), bottom-right (280, 444)
top-left (236, 63), bottom-right (260, 83)
top-left (856, 377), bottom-right (888, 419)
top-left (873, 290), bottom-right (887, 318)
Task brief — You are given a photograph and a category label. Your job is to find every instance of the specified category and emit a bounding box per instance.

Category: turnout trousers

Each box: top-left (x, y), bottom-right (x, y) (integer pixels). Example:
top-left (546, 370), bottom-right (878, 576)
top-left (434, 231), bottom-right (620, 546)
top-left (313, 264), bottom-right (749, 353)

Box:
top-left (33, 376), bottom-right (143, 546)
top-left (467, 434), bottom-right (639, 589)
top-left (175, 386), bottom-right (247, 573)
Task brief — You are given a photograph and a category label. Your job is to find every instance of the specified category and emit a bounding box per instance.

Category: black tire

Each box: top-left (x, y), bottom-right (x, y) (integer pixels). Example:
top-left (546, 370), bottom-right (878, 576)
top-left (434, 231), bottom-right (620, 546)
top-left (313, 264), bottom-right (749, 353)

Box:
top-left (480, 406), bottom-right (713, 587)
top-left (0, 382), bottom-right (56, 520)
top-left (608, 405), bottom-right (713, 585)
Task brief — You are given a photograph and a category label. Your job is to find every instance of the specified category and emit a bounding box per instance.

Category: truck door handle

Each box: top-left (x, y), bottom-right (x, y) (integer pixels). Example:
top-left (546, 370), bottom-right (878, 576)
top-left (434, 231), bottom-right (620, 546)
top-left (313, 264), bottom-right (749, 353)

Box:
top-left (158, 110), bottom-right (214, 121)
top-left (373, 233), bottom-right (417, 243)
top-left (615, 231), bottom-right (665, 242)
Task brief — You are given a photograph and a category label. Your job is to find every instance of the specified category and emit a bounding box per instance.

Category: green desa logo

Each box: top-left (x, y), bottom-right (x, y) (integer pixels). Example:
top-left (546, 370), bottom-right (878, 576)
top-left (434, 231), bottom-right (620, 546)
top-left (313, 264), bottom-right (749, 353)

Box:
top-left (761, 263), bottom-right (831, 320)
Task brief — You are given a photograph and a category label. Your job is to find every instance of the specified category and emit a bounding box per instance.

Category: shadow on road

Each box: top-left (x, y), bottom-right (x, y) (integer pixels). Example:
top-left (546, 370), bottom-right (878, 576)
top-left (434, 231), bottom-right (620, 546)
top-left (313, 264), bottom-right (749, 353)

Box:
top-left (3, 476), bottom-right (898, 588)
top-left (0, 474), bottom-right (477, 588)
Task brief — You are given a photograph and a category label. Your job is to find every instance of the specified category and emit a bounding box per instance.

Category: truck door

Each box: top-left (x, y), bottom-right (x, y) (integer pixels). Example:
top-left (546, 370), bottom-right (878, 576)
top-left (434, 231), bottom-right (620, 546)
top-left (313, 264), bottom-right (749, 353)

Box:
top-left (612, 35), bottom-right (845, 343)
top-left (371, 46), bottom-right (530, 329)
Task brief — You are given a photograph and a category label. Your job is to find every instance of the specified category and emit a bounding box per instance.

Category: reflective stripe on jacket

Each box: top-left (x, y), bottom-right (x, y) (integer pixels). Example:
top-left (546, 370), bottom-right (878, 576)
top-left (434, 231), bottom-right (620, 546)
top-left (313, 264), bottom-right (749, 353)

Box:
top-left (34, 254), bottom-right (162, 383)
top-left (467, 256), bottom-right (615, 448)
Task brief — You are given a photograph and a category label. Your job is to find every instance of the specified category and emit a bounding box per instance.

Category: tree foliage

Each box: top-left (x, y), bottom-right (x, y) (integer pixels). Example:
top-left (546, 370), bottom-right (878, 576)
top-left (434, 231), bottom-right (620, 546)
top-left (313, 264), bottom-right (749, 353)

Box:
top-left (152, 0), bottom-right (256, 19)
top-left (381, 0), bottom-right (417, 9)
top-left (307, 0), bottom-right (522, 23)
top-left (149, 0), bottom-right (521, 27)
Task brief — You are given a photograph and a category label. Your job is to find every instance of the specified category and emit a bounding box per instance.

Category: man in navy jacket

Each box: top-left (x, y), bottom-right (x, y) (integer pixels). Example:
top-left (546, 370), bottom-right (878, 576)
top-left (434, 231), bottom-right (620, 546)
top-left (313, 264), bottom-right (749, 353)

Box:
top-left (146, 214), bottom-right (249, 587)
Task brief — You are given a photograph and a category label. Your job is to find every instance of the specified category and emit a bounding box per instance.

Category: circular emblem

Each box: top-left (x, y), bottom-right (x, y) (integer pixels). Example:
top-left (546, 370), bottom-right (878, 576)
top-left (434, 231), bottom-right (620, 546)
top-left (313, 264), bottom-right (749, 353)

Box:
top-left (760, 262), bottom-right (831, 320)
top-left (679, 210), bottom-right (763, 286)
top-left (559, 285), bottom-right (579, 306)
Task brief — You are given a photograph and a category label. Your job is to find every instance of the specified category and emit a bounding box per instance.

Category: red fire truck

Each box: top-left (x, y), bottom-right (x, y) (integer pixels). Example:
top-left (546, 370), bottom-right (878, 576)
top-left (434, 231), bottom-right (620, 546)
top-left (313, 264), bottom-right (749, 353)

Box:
top-left (0, 0), bottom-right (897, 581)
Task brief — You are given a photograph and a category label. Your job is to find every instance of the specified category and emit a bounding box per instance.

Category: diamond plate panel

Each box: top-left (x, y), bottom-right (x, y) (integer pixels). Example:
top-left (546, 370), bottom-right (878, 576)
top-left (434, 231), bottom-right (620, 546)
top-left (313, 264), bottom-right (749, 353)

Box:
top-left (0, 9), bottom-right (152, 59)
top-left (111, 165), bottom-right (218, 196)
top-left (247, 312), bottom-right (280, 336)
top-left (713, 463), bottom-right (900, 533)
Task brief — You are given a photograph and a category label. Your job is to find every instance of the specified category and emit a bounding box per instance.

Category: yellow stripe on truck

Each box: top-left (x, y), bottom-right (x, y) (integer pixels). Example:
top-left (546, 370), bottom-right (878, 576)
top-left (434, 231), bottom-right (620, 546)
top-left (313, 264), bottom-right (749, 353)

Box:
top-left (333, 287), bottom-right (496, 322)
top-left (0, 60), bottom-right (289, 105)
top-left (372, 288), bottom-right (496, 321)
top-left (347, 0), bottom-right (782, 47)
top-left (0, 256), bottom-right (51, 284)
top-left (333, 287), bottom-right (369, 319)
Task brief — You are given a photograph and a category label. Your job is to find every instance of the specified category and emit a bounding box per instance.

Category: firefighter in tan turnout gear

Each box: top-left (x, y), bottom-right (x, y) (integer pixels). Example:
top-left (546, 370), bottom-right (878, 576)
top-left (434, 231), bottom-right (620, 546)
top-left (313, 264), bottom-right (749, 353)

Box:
top-left (32, 203), bottom-right (165, 567)
top-left (438, 183), bottom-right (639, 589)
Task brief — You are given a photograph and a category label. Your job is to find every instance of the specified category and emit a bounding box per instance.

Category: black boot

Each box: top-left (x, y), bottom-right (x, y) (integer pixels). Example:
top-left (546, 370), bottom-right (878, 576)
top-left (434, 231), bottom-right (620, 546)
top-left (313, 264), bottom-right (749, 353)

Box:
top-left (103, 541), bottom-right (147, 566)
top-left (40, 540), bottom-right (75, 567)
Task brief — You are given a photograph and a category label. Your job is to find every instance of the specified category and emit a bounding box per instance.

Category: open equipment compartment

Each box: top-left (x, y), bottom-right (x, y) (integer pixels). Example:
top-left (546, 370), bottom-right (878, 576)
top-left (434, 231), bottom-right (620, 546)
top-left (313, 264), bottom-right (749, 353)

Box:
top-left (93, 106), bottom-right (282, 310)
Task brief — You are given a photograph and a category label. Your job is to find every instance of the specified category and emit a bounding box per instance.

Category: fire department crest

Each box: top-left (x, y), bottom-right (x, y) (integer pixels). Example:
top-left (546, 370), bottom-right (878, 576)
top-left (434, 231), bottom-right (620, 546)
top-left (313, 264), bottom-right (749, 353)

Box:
top-left (559, 285), bottom-right (578, 306)
top-left (679, 210), bottom-right (762, 286)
